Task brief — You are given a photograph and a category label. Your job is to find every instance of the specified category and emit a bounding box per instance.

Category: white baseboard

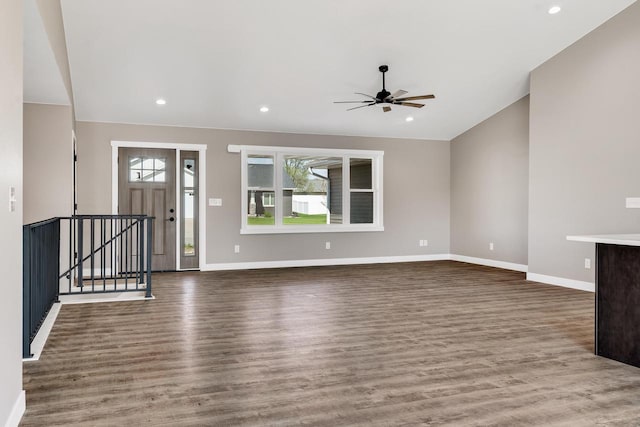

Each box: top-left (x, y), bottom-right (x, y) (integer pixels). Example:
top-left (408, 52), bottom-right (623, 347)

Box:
top-left (4, 390), bottom-right (25, 427)
top-left (59, 291), bottom-right (154, 305)
top-left (450, 254), bottom-right (527, 272)
top-left (23, 303), bottom-right (61, 362)
top-left (203, 254), bottom-right (451, 271)
top-left (203, 254), bottom-right (594, 295)
top-left (526, 272), bottom-right (594, 292)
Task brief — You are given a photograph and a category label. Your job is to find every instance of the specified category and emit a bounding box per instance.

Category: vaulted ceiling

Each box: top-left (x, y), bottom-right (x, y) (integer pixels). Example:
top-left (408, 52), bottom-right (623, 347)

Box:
top-left (24, 0), bottom-right (69, 105)
top-left (25, 0), bottom-right (636, 140)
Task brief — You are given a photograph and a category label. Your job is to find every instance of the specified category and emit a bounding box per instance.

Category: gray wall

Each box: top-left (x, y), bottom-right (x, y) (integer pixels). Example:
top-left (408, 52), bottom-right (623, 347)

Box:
top-left (24, 103), bottom-right (73, 224)
top-left (529, 1), bottom-right (640, 282)
top-left (75, 122), bottom-right (451, 265)
top-left (0, 0), bottom-right (24, 423)
top-left (451, 96), bottom-right (529, 265)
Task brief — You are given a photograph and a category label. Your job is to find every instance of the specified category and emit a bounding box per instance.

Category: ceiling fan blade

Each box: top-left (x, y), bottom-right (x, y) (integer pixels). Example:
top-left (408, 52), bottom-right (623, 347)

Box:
top-left (334, 100), bottom-right (374, 104)
top-left (394, 94), bottom-right (435, 102)
top-left (383, 106), bottom-right (392, 112)
top-left (387, 90), bottom-right (408, 100)
top-left (346, 103), bottom-right (375, 111)
top-left (355, 92), bottom-right (379, 101)
top-left (395, 102), bottom-right (425, 108)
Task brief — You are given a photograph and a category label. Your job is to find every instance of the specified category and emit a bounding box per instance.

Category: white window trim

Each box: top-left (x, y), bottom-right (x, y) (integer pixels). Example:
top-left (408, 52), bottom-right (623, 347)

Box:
top-left (231, 144), bottom-right (384, 235)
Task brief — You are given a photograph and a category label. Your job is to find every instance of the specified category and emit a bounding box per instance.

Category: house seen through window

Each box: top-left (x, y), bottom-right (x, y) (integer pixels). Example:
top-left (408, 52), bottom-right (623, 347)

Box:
top-left (262, 192), bottom-right (275, 207)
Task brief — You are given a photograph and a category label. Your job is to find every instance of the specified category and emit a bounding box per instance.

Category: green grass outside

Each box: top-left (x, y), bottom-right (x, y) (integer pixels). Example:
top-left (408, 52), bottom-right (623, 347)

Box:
top-left (247, 216), bottom-right (275, 225)
top-left (248, 213), bottom-right (327, 226)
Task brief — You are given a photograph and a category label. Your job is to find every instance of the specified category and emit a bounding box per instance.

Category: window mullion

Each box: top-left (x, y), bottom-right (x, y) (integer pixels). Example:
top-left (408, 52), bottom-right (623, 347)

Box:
top-left (343, 156), bottom-right (350, 226)
top-left (241, 150), bottom-right (248, 229)
top-left (375, 155), bottom-right (383, 226)
top-left (371, 156), bottom-right (377, 226)
top-left (275, 153), bottom-right (283, 226)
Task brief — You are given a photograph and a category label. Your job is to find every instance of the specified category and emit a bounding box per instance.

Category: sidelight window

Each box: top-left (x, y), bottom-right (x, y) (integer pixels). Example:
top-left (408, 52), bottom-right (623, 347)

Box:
top-left (180, 153), bottom-right (199, 269)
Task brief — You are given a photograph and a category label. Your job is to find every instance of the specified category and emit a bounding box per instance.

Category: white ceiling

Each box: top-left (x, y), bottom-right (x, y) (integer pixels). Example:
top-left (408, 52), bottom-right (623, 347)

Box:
top-left (52, 0), bottom-right (636, 140)
top-left (23, 0), bottom-right (70, 105)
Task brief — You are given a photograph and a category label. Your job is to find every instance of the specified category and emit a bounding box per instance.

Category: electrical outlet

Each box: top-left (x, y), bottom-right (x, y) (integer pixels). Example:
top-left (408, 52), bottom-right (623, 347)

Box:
top-left (489, 242), bottom-right (494, 251)
top-left (234, 244), bottom-right (240, 254)
top-left (423, 239), bottom-right (428, 247)
top-left (585, 258), bottom-right (591, 269)
top-left (325, 241), bottom-right (331, 250)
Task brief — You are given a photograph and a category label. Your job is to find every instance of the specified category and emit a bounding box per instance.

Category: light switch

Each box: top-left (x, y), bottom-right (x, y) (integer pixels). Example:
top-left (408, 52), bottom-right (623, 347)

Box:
top-left (9, 187), bottom-right (16, 212)
top-left (209, 198), bottom-right (222, 207)
top-left (626, 197), bottom-right (640, 208)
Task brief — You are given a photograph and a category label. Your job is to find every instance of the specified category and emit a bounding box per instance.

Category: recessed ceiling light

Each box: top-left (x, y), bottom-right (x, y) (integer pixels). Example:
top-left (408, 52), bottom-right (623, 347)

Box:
top-left (405, 116), bottom-right (414, 122)
top-left (260, 106), bottom-right (269, 113)
top-left (548, 5), bottom-right (561, 14)
top-left (156, 98), bottom-right (166, 105)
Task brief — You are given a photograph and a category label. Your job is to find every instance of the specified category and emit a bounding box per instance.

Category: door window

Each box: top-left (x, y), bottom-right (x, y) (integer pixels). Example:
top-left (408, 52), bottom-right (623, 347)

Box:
top-left (129, 157), bottom-right (167, 182)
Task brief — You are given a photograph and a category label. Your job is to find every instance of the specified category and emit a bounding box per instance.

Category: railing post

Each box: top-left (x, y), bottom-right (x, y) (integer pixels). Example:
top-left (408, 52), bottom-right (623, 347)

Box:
top-left (145, 217), bottom-right (153, 298)
top-left (68, 217), bottom-right (72, 294)
top-left (77, 217), bottom-right (83, 290)
top-left (22, 226), bottom-right (32, 358)
top-left (55, 219), bottom-right (61, 303)
top-left (90, 218), bottom-right (95, 292)
top-left (139, 218), bottom-right (144, 289)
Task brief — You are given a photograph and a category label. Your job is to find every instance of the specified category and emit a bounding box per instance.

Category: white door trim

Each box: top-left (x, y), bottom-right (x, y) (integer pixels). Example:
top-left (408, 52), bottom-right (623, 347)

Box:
top-left (110, 140), bottom-right (207, 271)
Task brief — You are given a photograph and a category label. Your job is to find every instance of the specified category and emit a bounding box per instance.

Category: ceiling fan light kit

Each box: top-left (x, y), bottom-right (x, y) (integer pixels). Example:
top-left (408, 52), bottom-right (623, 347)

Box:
top-left (335, 65), bottom-right (435, 113)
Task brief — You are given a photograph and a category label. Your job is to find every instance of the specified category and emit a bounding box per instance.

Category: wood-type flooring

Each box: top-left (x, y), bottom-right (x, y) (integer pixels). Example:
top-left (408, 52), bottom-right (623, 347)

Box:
top-left (21, 261), bottom-right (640, 426)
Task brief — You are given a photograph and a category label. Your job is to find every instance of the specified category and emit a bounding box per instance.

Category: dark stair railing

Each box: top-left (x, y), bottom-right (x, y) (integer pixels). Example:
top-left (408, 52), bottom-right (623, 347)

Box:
top-left (23, 215), bottom-right (153, 358)
top-left (58, 215), bottom-right (154, 296)
top-left (23, 218), bottom-right (60, 358)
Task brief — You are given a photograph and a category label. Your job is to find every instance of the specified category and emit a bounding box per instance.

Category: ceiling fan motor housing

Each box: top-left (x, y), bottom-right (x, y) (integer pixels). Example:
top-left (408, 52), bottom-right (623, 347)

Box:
top-left (376, 90), bottom-right (391, 101)
top-left (334, 64), bottom-right (434, 112)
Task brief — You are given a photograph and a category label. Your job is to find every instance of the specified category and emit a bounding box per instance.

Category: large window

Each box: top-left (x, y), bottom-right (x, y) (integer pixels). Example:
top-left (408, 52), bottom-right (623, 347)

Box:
top-left (233, 145), bottom-right (383, 234)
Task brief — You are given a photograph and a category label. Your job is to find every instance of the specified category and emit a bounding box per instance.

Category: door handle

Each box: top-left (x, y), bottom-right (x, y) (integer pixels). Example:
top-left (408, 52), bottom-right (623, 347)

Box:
top-left (166, 217), bottom-right (175, 222)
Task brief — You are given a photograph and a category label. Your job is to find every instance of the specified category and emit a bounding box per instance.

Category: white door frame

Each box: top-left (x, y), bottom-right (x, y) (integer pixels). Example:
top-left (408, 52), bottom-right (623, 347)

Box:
top-left (111, 140), bottom-right (207, 271)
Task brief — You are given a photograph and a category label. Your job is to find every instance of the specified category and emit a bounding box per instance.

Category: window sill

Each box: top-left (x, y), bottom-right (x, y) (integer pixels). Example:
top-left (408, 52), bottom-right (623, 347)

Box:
top-left (240, 225), bottom-right (384, 235)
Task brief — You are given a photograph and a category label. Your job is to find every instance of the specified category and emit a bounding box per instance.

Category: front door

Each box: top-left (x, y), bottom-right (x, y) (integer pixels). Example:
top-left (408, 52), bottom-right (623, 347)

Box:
top-left (118, 148), bottom-right (176, 271)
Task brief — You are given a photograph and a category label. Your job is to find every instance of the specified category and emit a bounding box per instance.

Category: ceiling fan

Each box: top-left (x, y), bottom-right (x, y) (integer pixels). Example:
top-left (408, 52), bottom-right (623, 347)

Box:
top-left (335, 65), bottom-right (435, 112)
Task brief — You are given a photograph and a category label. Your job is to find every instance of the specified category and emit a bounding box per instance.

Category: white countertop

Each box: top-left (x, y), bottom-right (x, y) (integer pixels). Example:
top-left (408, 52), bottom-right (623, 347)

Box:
top-left (566, 234), bottom-right (640, 247)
